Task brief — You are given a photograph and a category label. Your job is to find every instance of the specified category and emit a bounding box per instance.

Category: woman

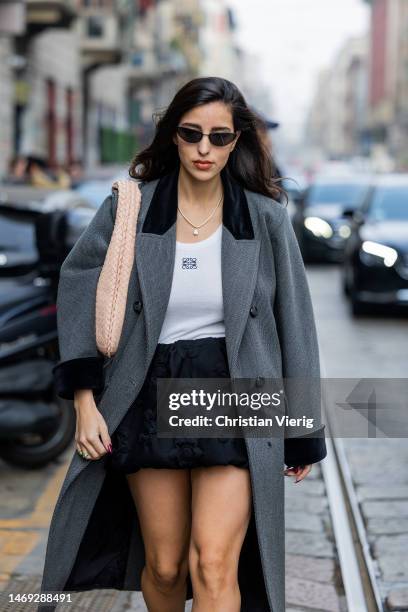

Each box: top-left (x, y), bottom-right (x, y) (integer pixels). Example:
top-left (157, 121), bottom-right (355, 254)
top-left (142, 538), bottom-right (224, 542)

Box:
top-left (38, 77), bottom-right (327, 612)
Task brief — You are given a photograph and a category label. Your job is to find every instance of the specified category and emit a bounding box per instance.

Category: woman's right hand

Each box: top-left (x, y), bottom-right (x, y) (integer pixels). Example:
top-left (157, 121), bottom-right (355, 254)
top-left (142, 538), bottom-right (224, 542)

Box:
top-left (73, 389), bottom-right (112, 460)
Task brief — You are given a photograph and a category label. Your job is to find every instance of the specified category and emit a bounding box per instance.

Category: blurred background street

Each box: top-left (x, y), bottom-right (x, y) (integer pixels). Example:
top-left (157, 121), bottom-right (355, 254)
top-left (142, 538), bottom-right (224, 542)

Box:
top-left (0, 1), bottom-right (407, 611)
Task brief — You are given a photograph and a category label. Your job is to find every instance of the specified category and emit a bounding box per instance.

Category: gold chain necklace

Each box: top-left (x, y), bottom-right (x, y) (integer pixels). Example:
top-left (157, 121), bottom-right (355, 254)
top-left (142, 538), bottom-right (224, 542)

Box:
top-left (177, 193), bottom-right (223, 236)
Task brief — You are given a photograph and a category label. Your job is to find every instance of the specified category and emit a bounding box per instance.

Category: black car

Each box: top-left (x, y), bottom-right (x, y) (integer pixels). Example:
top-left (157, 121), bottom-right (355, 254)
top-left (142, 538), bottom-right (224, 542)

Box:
top-left (292, 175), bottom-right (371, 262)
top-left (342, 174), bottom-right (408, 314)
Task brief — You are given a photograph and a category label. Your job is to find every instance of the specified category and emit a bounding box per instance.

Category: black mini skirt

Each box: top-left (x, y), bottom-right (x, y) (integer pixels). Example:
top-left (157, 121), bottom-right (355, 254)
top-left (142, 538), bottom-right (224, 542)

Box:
top-left (108, 336), bottom-right (249, 473)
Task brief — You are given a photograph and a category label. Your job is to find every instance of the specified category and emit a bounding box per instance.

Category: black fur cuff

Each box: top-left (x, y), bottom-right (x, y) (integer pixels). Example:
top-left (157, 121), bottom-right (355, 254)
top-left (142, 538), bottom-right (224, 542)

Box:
top-left (284, 425), bottom-right (327, 467)
top-left (52, 356), bottom-right (105, 400)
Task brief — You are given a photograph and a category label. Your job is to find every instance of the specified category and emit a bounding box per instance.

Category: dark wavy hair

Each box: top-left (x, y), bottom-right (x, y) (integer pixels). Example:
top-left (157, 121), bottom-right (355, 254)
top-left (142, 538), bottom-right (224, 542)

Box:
top-left (129, 76), bottom-right (287, 203)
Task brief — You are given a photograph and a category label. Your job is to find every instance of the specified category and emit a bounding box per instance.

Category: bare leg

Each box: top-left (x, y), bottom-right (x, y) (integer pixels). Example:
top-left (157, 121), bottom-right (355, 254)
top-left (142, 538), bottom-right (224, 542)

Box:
top-left (189, 465), bottom-right (252, 612)
top-left (126, 468), bottom-right (192, 612)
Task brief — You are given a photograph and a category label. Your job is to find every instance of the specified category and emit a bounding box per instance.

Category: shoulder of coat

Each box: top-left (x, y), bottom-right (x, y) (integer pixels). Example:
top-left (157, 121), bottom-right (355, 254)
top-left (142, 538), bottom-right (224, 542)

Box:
top-left (104, 178), bottom-right (149, 222)
top-left (104, 191), bottom-right (116, 222)
top-left (244, 188), bottom-right (287, 231)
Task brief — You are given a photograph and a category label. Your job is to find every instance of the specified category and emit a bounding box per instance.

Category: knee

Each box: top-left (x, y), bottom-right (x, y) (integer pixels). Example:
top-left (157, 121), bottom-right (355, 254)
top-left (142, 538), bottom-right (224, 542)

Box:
top-left (190, 545), bottom-right (233, 597)
top-left (146, 557), bottom-right (188, 593)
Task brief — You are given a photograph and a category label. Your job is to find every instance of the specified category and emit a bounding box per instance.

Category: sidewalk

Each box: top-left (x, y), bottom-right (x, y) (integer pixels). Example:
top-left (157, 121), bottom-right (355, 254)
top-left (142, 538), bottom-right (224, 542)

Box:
top-left (1, 446), bottom-right (345, 612)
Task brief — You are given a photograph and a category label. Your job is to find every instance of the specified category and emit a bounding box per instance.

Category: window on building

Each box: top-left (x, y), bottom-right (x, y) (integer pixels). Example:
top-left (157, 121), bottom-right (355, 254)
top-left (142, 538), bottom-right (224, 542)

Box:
top-left (87, 15), bottom-right (104, 37)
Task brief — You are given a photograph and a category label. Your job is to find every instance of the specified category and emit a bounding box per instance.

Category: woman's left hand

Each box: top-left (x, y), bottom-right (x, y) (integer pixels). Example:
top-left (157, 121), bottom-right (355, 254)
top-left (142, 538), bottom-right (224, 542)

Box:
top-left (283, 464), bottom-right (312, 483)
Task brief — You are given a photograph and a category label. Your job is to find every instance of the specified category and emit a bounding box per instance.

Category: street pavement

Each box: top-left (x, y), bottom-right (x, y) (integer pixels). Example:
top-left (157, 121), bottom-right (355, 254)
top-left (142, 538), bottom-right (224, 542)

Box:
top-left (1, 262), bottom-right (407, 611)
top-left (310, 263), bottom-right (408, 611)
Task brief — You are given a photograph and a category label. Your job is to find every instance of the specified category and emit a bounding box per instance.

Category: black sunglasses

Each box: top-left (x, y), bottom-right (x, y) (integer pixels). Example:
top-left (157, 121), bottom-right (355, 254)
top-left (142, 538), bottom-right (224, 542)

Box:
top-left (176, 126), bottom-right (237, 147)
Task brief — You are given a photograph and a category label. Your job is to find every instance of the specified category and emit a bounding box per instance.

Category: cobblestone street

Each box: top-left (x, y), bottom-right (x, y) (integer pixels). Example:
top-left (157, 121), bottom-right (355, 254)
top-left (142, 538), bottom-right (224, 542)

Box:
top-left (312, 265), bottom-right (408, 611)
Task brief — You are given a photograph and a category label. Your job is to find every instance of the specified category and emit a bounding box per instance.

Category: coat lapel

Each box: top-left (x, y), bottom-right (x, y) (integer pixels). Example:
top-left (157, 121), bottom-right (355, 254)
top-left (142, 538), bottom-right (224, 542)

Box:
top-left (136, 225), bottom-right (177, 372)
top-left (221, 227), bottom-right (260, 372)
top-left (136, 163), bottom-right (260, 373)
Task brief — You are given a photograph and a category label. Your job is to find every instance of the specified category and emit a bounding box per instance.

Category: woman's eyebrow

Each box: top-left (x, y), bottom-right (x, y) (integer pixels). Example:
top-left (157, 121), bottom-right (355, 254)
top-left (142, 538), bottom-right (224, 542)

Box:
top-left (181, 122), bottom-right (232, 131)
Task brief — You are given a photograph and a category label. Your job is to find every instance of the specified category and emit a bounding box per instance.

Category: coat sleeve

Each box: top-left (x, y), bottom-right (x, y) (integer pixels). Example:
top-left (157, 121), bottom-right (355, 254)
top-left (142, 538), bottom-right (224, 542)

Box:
top-left (270, 204), bottom-right (327, 468)
top-left (52, 193), bottom-right (116, 400)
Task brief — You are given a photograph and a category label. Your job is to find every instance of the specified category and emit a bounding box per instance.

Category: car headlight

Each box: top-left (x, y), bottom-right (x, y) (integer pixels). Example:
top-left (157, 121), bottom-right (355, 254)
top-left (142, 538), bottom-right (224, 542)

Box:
top-left (360, 241), bottom-right (398, 267)
top-left (304, 217), bottom-right (333, 238)
top-left (338, 224), bottom-right (351, 238)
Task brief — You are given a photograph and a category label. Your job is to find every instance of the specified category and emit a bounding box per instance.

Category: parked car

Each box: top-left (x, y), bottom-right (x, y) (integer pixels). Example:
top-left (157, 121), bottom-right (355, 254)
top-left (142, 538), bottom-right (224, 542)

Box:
top-left (292, 174), bottom-right (372, 262)
top-left (0, 205), bottom-right (38, 276)
top-left (342, 174), bottom-right (408, 315)
top-left (0, 186), bottom-right (93, 276)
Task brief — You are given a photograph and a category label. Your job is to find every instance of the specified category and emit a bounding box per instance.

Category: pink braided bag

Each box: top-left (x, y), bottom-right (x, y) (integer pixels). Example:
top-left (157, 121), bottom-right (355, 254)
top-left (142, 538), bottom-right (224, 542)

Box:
top-left (95, 179), bottom-right (142, 358)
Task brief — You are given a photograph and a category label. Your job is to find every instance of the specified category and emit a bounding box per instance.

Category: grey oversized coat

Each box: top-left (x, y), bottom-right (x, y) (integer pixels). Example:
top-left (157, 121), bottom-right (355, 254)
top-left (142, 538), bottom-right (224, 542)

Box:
top-left (38, 163), bottom-right (326, 612)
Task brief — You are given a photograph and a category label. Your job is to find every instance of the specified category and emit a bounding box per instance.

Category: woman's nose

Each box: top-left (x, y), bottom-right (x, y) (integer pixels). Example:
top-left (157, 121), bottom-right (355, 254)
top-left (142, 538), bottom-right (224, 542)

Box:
top-left (197, 135), bottom-right (211, 153)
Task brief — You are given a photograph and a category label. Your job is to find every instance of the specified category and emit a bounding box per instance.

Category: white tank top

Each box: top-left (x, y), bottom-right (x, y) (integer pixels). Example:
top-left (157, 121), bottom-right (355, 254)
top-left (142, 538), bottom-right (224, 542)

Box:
top-left (157, 224), bottom-right (225, 344)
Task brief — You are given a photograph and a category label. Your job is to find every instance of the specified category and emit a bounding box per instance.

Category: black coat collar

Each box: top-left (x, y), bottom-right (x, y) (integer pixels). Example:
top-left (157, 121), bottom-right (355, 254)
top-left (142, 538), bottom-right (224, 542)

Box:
top-left (141, 161), bottom-right (255, 240)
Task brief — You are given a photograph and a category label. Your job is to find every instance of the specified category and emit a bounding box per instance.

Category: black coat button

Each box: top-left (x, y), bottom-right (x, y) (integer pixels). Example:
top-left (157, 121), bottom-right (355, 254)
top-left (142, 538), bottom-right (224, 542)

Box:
top-left (133, 300), bottom-right (143, 313)
top-left (255, 376), bottom-right (265, 388)
top-left (250, 304), bottom-right (258, 317)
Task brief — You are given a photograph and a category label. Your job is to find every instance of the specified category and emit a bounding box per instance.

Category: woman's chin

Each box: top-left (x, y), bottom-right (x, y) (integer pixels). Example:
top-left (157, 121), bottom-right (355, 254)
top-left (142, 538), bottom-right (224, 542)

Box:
top-left (187, 164), bottom-right (217, 180)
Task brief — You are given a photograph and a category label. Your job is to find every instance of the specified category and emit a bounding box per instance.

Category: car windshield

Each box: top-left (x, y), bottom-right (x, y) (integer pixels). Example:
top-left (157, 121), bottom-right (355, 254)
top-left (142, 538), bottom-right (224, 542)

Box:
top-left (367, 186), bottom-right (408, 221)
top-left (0, 212), bottom-right (36, 250)
top-left (73, 180), bottom-right (114, 208)
top-left (308, 182), bottom-right (368, 207)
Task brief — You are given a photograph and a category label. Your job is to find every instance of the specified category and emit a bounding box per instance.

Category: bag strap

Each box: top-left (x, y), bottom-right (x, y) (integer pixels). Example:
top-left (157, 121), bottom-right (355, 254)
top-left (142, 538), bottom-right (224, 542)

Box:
top-left (111, 178), bottom-right (142, 222)
top-left (95, 178), bottom-right (142, 357)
